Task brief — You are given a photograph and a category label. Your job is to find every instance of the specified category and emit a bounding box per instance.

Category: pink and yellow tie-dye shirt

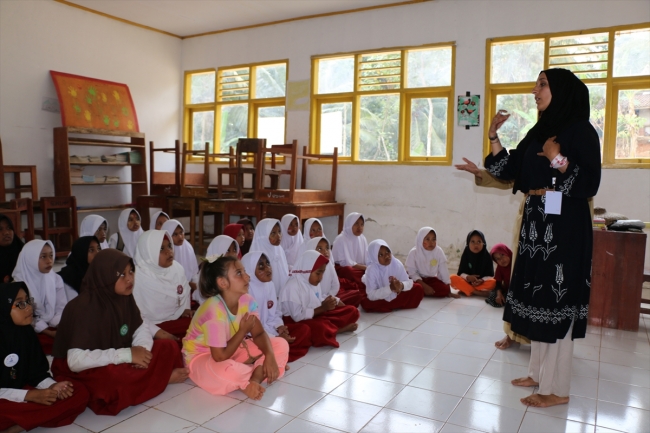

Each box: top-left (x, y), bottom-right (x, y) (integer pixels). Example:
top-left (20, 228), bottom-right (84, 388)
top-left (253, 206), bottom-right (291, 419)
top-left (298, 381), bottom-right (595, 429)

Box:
top-left (182, 293), bottom-right (259, 365)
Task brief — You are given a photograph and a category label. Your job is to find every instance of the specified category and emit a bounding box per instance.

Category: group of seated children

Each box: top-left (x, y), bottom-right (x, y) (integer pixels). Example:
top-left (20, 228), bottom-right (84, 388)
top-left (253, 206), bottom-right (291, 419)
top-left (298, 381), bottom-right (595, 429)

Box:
top-left (0, 207), bottom-right (510, 431)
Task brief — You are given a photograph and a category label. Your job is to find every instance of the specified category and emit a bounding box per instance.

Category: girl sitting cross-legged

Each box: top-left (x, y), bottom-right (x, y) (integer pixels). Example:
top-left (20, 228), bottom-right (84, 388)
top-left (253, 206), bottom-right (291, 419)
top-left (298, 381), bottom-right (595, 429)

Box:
top-left (332, 212), bottom-right (368, 291)
top-left (250, 219), bottom-right (290, 297)
top-left (108, 208), bottom-right (143, 258)
top-left (193, 235), bottom-right (240, 307)
top-left (279, 214), bottom-right (303, 267)
top-left (450, 230), bottom-right (496, 297)
top-left (161, 220), bottom-right (199, 293)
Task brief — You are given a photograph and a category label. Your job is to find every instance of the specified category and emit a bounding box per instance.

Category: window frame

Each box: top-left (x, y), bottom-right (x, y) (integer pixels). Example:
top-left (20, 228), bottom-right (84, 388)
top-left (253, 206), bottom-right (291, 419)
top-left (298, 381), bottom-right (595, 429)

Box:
top-left (484, 23), bottom-right (650, 168)
top-left (310, 43), bottom-right (456, 165)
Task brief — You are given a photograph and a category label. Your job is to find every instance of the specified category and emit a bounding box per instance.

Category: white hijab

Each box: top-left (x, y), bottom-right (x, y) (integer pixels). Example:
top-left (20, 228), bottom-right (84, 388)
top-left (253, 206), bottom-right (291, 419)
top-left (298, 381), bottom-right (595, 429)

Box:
top-left (116, 208), bottom-right (143, 258)
top-left (302, 218), bottom-right (323, 240)
top-left (250, 218), bottom-right (289, 297)
top-left (133, 230), bottom-right (190, 324)
top-left (12, 240), bottom-right (62, 326)
top-left (149, 211), bottom-right (170, 231)
top-left (207, 235), bottom-right (239, 257)
top-left (279, 250), bottom-right (329, 316)
top-left (280, 214), bottom-right (303, 267)
top-left (242, 251), bottom-right (283, 336)
top-left (332, 212), bottom-right (368, 267)
top-left (161, 219), bottom-right (198, 284)
top-left (405, 227), bottom-right (447, 279)
top-left (80, 215), bottom-right (109, 250)
top-left (296, 236), bottom-right (339, 298)
top-left (365, 239), bottom-right (409, 301)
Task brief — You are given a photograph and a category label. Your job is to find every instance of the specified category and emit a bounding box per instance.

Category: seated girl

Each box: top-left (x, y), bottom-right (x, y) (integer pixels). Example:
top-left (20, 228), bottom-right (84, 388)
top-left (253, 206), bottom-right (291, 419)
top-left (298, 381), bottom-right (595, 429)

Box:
top-left (182, 255), bottom-right (289, 401)
top-left (150, 211), bottom-right (170, 231)
top-left (243, 251), bottom-right (312, 362)
top-left (108, 208), bottom-right (143, 258)
top-left (250, 219), bottom-right (290, 297)
top-left (406, 227), bottom-right (459, 298)
top-left (361, 240), bottom-right (424, 313)
top-left (298, 236), bottom-right (363, 308)
top-left (302, 218), bottom-right (324, 239)
top-left (79, 215), bottom-right (109, 250)
top-left (12, 240), bottom-right (66, 355)
top-left (280, 250), bottom-right (359, 348)
top-left (450, 230), bottom-right (496, 297)
top-left (485, 243), bottom-right (513, 308)
top-left (133, 230), bottom-right (193, 341)
top-left (279, 214), bottom-right (303, 267)
top-left (57, 236), bottom-right (101, 302)
top-left (223, 223), bottom-right (245, 259)
top-left (236, 218), bottom-right (255, 255)
top-left (0, 282), bottom-right (89, 433)
top-left (51, 249), bottom-right (188, 416)
top-left (162, 220), bottom-right (199, 293)
top-left (0, 213), bottom-right (24, 284)
top-left (193, 235), bottom-right (241, 306)
top-left (332, 212), bottom-right (368, 289)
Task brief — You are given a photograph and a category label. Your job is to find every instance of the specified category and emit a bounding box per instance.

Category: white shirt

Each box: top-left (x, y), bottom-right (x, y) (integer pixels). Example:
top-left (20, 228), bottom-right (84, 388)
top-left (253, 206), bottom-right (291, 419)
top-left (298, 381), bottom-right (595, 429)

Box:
top-left (0, 377), bottom-right (57, 403)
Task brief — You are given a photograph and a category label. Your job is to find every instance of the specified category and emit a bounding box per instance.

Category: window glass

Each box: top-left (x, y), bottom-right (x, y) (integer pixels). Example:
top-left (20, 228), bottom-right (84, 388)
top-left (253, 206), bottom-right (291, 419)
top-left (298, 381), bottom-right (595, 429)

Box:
top-left (219, 104), bottom-right (248, 152)
top-left (257, 106), bottom-right (285, 146)
top-left (359, 94), bottom-right (400, 161)
top-left (192, 111), bottom-right (214, 152)
top-left (320, 102), bottom-right (352, 156)
top-left (616, 89), bottom-right (650, 159)
top-left (549, 33), bottom-right (609, 80)
top-left (409, 97), bottom-right (448, 156)
top-left (407, 48), bottom-right (452, 88)
top-left (491, 41), bottom-right (544, 84)
top-left (255, 64), bottom-right (287, 99)
top-left (190, 72), bottom-right (215, 104)
top-left (494, 94), bottom-right (537, 150)
top-left (220, 68), bottom-right (250, 102)
top-left (614, 29), bottom-right (650, 77)
top-left (359, 52), bottom-right (401, 91)
top-left (317, 57), bottom-right (355, 94)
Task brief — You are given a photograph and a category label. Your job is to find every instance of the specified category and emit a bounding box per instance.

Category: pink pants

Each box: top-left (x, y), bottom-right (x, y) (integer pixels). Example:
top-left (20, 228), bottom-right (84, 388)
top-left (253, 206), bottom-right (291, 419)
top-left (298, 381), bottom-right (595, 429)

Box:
top-left (188, 337), bottom-right (289, 396)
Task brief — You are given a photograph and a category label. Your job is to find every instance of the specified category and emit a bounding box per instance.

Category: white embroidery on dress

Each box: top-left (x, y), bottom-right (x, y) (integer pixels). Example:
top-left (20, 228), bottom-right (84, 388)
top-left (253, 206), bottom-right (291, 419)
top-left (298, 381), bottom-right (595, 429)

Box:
top-left (551, 264), bottom-right (568, 302)
top-left (487, 155), bottom-right (509, 177)
top-left (559, 165), bottom-right (579, 196)
top-left (527, 222), bottom-right (542, 257)
top-left (532, 284), bottom-right (543, 297)
top-left (541, 223), bottom-right (557, 260)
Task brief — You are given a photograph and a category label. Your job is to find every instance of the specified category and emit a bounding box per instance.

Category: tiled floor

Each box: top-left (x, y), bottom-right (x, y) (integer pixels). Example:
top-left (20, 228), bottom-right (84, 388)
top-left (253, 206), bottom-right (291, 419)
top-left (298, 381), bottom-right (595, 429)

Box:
top-left (36, 296), bottom-right (650, 433)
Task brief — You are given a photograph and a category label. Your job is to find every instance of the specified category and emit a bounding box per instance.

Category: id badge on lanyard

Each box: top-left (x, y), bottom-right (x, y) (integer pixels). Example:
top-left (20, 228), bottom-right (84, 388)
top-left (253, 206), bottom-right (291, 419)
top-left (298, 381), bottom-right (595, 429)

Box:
top-left (545, 177), bottom-right (562, 215)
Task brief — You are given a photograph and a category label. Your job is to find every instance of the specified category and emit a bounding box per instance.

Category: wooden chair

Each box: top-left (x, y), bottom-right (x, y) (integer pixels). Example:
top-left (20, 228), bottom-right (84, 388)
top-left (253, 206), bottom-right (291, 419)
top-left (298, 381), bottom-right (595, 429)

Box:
top-left (641, 272), bottom-right (650, 316)
top-left (149, 140), bottom-right (181, 196)
top-left (180, 142), bottom-right (210, 198)
top-left (34, 196), bottom-right (79, 258)
top-left (0, 137), bottom-right (39, 201)
top-left (217, 138), bottom-right (267, 199)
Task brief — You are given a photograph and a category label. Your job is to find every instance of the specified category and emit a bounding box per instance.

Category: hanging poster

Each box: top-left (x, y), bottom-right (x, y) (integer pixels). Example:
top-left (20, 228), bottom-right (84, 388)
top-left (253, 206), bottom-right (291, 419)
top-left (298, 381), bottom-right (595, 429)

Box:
top-left (458, 95), bottom-right (480, 127)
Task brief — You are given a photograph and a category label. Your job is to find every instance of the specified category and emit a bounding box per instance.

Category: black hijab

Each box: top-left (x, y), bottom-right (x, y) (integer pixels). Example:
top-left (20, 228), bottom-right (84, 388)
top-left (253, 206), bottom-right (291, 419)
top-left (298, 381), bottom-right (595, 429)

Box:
top-left (0, 282), bottom-right (51, 389)
top-left (0, 214), bottom-right (25, 284)
top-left (57, 236), bottom-right (100, 293)
top-left (458, 230), bottom-right (494, 278)
top-left (509, 68), bottom-right (590, 194)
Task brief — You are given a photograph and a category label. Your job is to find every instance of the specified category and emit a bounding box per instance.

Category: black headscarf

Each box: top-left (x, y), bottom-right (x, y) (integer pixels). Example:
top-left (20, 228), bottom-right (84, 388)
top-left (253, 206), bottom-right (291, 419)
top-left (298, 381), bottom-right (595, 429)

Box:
top-left (57, 236), bottom-right (100, 293)
top-left (237, 218), bottom-right (255, 255)
top-left (458, 230), bottom-right (494, 278)
top-left (508, 68), bottom-right (590, 194)
top-left (0, 214), bottom-right (25, 284)
top-left (0, 282), bottom-right (51, 389)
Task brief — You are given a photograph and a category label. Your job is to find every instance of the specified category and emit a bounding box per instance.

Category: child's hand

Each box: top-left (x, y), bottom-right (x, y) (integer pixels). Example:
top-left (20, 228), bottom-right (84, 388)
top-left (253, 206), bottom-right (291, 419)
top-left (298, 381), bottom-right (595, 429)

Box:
top-left (181, 309), bottom-right (194, 318)
top-left (465, 275), bottom-right (477, 284)
top-left (496, 290), bottom-right (505, 305)
top-left (25, 389), bottom-right (58, 405)
top-left (131, 346), bottom-right (153, 369)
top-left (321, 296), bottom-right (337, 311)
top-left (472, 278), bottom-right (484, 287)
top-left (50, 381), bottom-right (74, 399)
top-left (336, 300), bottom-right (345, 307)
top-left (154, 329), bottom-right (179, 341)
top-left (389, 276), bottom-right (403, 293)
top-left (239, 313), bottom-right (257, 334)
top-left (279, 333), bottom-right (296, 343)
top-left (263, 354), bottom-right (280, 384)
top-left (41, 328), bottom-right (57, 339)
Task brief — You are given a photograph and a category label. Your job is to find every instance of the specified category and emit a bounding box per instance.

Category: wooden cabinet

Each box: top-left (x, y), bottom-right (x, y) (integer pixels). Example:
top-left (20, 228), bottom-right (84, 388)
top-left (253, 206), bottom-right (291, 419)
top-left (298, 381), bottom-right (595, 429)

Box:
top-left (53, 127), bottom-right (148, 212)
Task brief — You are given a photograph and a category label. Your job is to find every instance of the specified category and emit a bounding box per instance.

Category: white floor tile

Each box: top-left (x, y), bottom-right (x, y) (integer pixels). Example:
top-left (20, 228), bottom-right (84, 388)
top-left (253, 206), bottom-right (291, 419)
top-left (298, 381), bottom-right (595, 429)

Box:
top-left (601, 327), bottom-right (649, 342)
top-left (599, 347), bottom-right (650, 370)
top-left (336, 332), bottom-right (355, 344)
top-left (279, 364), bottom-right (352, 393)
top-left (439, 303), bottom-right (483, 317)
top-left (413, 320), bottom-right (464, 338)
top-left (300, 346), bottom-right (337, 364)
top-left (528, 395), bottom-right (598, 425)
top-left (466, 317), bottom-right (506, 332)
top-left (357, 358), bottom-right (424, 385)
top-left (203, 402), bottom-right (292, 433)
top-left (277, 418), bottom-right (344, 433)
top-left (439, 423), bottom-right (488, 433)
top-left (337, 336), bottom-right (395, 357)
top-left (30, 425), bottom-right (92, 433)
top-left (189, 427), bottom-right (216, 433)
top-left (570, 376), bottom-right (599, 399)
top-left (455, 327), bottom-right (505, 344)
top-left (283, 360), bottom-right (307, 379)
top-left (409, 368), bottom-right (476, 397)
top-left (399, 332), bottom-right (453, 351)
top-left (298, 395), bottom-right (382, 433)
top-left (600, 336), bottom-right (650, 355)
top-left (574, 333), bottom-right (601, 347)
top-left (447, 398), bottom-right (525, 433)
top-left (386, 386), bottom-right (461, 422)
top-left (379, 343), bottom-right (439, 366)
top-left (374, 315), bottom-right (424, 331)
top-left (429, 311), bottom-right (475, 326)
top-left (360, 408), bottom-right (444, 433)
top-left (464, 377), bottom-right (532, 410)
top-left (573, 344), bottom-right (600, 362)
top-left (597, 380), bottom-right (650, 410)
top-left (518, 412), bottom-right (594, 433)
top-left (572, 358), bottom-right (600, 379)
top-left (490, 346), bottom-right (531, 367)
top-left (427, 352), bottom-right (488, 376)
top-left (154, 386), bottom-right (240, 425)
top-left (143, 382), bottom-right (194, 407)
top-left (391, 306), bottom-right (437, 321)
top-left (442, 339), bottom-right (497, 360)
top-left (103, 408), bottom-right (196, 433)
top-left (599, 362), bottom-right (650, 388)
top-left (331, 375), bottom-right (404, 406)
top-left (311, 350), bottom-right (374, 373)
top-left (479, 360), bottom-right (529, 383)
top-left (73, 405), bottom-right (148, 433)
top-left (248, 381), bottom-right (325, 416)
top-left (356, 325), bottom-right (410, 343)
top-left (595, 400), bottom-right (650, 433)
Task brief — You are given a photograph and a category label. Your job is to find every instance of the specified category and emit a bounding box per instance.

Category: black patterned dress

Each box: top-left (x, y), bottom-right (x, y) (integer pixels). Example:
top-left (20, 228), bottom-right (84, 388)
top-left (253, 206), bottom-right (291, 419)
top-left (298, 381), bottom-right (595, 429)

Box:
top-left (485, 120), bottom-right (601, 343)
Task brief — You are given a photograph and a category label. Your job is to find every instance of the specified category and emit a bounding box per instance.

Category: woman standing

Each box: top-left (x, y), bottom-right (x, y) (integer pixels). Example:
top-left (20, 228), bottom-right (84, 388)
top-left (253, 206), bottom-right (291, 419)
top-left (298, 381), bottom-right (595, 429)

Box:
top-left (483, 68), bottom-right (600, 407)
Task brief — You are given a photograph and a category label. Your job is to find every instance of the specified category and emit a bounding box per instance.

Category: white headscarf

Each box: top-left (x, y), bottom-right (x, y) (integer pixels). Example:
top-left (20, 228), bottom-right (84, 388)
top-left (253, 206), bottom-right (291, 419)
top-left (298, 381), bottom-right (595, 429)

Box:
top-left (12, 240), bottom-right (63, 328)
top-left (242, 251), bottom-right (283, 336)
top-left (302, 218), bottom-right (323, 240)
top-left (297, 236), bottom-right (339, 298)
top-left (365, 239), bottom-right (409, 302)
top-left (150, 211), bottom-right (170, 231)
top-left (206, 235), bottom-right (239, 257)
top-left (116, 208), bottom-right (143, 258)
top-left (279, 250), bottom-right (330, 322)
top-left (250, 219), bottom-right (290, 297)
top-left (79, 215), bottom-right (109, 250)
top-left (280, 214), bottom-right (303, 267)
top-left (332, 212), bottom-right (368, 267)
top-left (405, 227), bottom-right (449, 283)
top-left (133, 230), bottom-right (190, 324)
top-left (161, 219), bottom-right (198, 284)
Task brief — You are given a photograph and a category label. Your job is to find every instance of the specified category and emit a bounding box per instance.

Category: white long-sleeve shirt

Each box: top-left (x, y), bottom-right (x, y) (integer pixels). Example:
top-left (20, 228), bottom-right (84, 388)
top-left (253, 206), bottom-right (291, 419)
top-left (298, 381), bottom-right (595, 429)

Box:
top-left (279, 278), bottom-right (322, 322)
top-left (366, 279), bottom-right (414, 302)
top-left (0, 377), bottom-right (56, 403)
top-left (33, 275), bottom-right (66, 334)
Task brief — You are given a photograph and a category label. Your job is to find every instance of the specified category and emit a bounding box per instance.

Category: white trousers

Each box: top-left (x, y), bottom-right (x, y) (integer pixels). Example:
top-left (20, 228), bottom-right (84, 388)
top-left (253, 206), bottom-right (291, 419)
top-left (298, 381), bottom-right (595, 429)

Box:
top-left (528, 322), bottom-right (574, 397)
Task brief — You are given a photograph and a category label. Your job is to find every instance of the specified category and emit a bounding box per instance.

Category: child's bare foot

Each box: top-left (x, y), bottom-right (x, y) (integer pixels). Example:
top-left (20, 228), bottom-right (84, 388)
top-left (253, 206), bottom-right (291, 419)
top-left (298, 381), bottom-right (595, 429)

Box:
top-left (242, 381), bottom-right (265, 400)
top-left (511, 377), bottom-right (538, 387)
top-left (449, 292), bottom-right (460, 299)
top-left (521, 393), bottom-right (569, 407)
top-left (169, 368), bottom-right (190, 384)
top-left (337, 323), bottom-right (358, 334)
top-left (495, 335), bottom-right (513, 350)
top-left (3, 425), bottom-right (24, 433)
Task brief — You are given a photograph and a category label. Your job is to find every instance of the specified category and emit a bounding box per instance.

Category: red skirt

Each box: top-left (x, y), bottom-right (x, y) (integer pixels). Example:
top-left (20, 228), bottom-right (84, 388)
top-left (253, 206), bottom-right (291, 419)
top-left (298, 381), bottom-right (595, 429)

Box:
top-left (337, 279), bottom-right (364, 308)
top-left (360, 283), bottom-right (424, 313)
top-left (157, 317), bottom-right (192, 340)
top-left (421, 277), bottom-right (451, 297)
top-left (37, 328), bottom-right (56, 355)
top-left (0, 378), bottom-right (89, 431)
top-left (284, 322), bottom-right (312, 362)
top-left (335, 265), bottom-right (366, 292)
top-left (283, 305), bottom-right (360, 348)
top-left (51, 339), bottom-right (182, 416)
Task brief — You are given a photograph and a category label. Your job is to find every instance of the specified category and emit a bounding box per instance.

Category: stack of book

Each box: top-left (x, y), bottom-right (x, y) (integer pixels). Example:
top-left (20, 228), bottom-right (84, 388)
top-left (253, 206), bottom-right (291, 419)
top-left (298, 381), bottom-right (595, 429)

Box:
top-left (70, 166), bottom-right (84, 183)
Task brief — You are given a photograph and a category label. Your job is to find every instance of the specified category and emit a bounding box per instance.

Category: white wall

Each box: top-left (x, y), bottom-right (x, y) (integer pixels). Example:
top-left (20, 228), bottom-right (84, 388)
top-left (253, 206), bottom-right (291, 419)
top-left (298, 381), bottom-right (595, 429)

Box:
top-left (0, 0), bottom-right (182, 229)
top-left (182, 0), bottom-right (650, 267)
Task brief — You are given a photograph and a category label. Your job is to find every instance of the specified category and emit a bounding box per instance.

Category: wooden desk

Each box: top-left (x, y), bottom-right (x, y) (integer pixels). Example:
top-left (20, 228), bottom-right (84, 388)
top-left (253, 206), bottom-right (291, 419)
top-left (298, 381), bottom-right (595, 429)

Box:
top-left (589, 229), bottom-right (647, 331)
top-left (262, 202), bottom-right (345, 233)
top-left (197, 199), bottom-right (226, 254)
top-left (222, 200), bottom-right (262, 226)
top-left (169, 197), bottom-right (196, 247)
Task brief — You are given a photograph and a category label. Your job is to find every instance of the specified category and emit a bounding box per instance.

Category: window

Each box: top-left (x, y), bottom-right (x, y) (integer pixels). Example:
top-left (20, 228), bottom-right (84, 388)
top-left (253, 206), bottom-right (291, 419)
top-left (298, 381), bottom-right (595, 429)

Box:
top-left (486, 24), bottom-right (650, 167)
top-left (311, 44), bottom-right (455, 164)
top-left (184, 61), bottom-right (288, 160)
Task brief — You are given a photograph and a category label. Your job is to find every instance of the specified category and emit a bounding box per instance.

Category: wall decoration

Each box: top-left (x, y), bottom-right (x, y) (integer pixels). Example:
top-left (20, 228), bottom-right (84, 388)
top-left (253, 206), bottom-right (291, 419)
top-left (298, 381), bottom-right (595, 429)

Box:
top-left (286, 79), bottom-right (310, 111)
top-left (458, 94), bottom-right (480, 128)
top-left (50, 71), bottom-right (139, 132)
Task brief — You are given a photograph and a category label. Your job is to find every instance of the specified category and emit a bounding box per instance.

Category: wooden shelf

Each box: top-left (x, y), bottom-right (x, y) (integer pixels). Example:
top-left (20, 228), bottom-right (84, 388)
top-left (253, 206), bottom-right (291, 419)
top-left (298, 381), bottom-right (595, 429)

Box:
top-left (68, 140), bottom-right (145, 148)
top-left (70, 162), bottom-right (135, 166)
top-left (66, 127), bottom-right (144, 138)
top-left (71, 181), bottom-right (146, 186)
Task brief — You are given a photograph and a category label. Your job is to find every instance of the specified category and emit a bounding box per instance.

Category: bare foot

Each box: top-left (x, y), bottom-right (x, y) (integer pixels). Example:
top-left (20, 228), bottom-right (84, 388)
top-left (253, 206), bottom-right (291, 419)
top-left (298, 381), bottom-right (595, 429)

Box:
top-left (169, 367), bottom-right (190, 384)
top-left (285, 364), bottom-right (290, 371)
top-left (3, 425), bottom-right (25, 433)
top-left (242, 381), bottom-right (265, 400)
top-left (449, 292), bottom-right (460, 299)
top-left (521, 393), bottom-right (569, 407)
top-left (337, 323), bottom-right (358, 334)
top-left (511, 377), bottom-right (539, 387)
top-left (495, 335), bottom-right (513, 350)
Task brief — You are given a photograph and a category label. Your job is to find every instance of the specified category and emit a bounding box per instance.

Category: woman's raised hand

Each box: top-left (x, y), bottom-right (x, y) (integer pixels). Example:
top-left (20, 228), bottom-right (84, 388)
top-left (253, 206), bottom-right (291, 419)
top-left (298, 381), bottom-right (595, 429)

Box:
top-left (454, 158), bottom-right (481, 176)
top-left (537, 136), bottom-right (560, 161)
top-left (489, 110), bottom-right (511, 135)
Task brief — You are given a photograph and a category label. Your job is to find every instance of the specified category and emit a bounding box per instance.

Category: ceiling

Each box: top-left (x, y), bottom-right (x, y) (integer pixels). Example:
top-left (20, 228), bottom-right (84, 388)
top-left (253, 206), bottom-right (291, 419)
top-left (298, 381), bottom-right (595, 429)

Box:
top-left (60, 0), bottom-right (424, 38)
